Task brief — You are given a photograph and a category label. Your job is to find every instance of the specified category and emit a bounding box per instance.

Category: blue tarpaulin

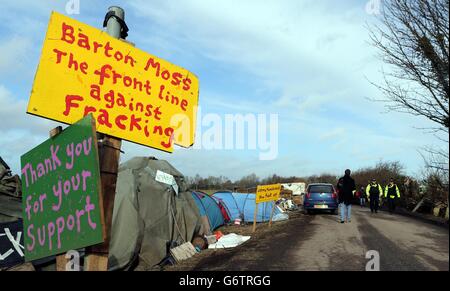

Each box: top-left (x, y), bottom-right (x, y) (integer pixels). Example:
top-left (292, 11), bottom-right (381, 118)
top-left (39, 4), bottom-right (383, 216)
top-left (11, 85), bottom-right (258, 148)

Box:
top-left (212, 191), bottom-right (283, 223)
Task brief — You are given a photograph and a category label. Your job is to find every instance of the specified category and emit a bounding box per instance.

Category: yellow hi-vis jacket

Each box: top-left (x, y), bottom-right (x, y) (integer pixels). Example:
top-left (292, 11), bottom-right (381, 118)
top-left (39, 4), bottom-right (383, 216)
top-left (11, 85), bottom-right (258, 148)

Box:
top-left (384, 184), bottom-right (400, 199)
top-left (366, 183), bottom-right (383, 201)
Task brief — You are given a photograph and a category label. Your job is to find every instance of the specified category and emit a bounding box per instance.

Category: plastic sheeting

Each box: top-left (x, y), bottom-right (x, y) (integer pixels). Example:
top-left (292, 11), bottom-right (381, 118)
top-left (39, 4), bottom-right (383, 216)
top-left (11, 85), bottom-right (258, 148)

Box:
top-left (212, 191), bottom-right (287, 223)
top-left (208, 233), bottom-right (251, 249)
top-left (108, 157), bottom-right (201, 270)
top-left (272, 213), bottom-right (289, 222)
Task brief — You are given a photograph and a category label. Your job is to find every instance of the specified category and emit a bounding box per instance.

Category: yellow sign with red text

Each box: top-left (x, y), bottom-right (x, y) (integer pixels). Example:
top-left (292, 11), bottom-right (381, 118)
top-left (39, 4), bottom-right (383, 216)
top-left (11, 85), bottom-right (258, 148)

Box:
top-left (256, 184), bottom-right (281, 204)
top-left (27, 12), bottom-right (199, 152)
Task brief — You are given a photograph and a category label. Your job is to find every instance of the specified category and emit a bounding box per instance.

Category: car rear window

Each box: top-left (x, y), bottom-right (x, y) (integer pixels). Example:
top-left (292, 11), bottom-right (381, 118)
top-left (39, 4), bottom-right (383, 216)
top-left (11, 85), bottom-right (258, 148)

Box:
top-left (308, 185), bottom-right (334, 193)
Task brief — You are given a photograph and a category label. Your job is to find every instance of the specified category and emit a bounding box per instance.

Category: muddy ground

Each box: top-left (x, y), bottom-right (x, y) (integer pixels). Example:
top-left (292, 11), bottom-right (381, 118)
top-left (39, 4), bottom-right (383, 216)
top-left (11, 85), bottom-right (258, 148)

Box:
top-left (163, 207), bottom-right (449, 271)
top-left (164, 210), bottom-right (312, 271)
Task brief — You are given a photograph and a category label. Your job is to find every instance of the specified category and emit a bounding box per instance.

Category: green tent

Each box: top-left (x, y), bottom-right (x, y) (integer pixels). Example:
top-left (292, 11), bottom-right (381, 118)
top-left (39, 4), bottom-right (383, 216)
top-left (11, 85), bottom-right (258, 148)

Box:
top-left (108, 157), bottom-right (202, 270)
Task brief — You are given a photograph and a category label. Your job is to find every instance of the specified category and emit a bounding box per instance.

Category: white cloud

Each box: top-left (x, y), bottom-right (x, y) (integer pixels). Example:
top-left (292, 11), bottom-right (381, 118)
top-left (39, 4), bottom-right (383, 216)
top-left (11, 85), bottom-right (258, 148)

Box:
top-left (129, 0), bottom-right (372, 104)
top-left (320, 127), bottom-right (346, 141)
top-left (0, 35), bottom-right (33, 75)
top-left (0, 85), bottom-right (59, 132)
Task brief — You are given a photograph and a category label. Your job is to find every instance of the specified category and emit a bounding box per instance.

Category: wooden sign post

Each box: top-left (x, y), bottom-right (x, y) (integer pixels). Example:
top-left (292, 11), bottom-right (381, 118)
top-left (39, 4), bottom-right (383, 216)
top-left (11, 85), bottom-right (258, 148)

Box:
top-left (23, 6), bottom-right (199, 270)
top-left (252, 202), bottom-right (258, 233)
top-left (85, 7), bottom-right (123, 271)
top-left (84, 135), bottom-right (121, 271)
top-left (253, 184), bottom-right (281, 232)
top-left (268, 201), bottom-right (277, 227)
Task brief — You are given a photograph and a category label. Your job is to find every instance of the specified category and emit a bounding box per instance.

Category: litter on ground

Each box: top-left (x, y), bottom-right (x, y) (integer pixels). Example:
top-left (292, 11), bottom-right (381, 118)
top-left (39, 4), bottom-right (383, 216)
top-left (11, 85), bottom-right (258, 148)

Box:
top-left (208, 233), bottom-right (251, 249)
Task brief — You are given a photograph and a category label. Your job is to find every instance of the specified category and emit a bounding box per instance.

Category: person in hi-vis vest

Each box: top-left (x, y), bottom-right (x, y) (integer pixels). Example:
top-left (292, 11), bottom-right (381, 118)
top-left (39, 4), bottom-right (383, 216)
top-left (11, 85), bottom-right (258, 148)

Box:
top-left (366, 179), bottom-right (383, 214)
top-left (384, 178), bottom-right (401, 214)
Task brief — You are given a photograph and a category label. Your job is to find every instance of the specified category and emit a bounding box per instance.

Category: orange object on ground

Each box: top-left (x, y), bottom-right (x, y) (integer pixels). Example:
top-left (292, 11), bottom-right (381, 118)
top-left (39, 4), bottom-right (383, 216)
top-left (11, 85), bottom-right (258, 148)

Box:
top-left (214, 231), bottom-right (224, 240)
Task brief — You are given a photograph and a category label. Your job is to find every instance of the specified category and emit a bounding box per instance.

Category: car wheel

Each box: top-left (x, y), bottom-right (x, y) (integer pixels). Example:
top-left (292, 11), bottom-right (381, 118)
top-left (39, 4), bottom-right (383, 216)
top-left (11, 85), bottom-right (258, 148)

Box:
top-left (331, 209), bottom-right (337, 215)
top-left (306, 209), bottom-right (313, 215)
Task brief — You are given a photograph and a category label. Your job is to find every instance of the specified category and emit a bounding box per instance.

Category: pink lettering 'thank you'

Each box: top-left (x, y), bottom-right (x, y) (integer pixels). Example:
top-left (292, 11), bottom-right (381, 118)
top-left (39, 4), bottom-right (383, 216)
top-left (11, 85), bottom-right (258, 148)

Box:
top-left (66, 137), bottom-right (93, 170)
top-left (21, 145), bottom-right (61, 188)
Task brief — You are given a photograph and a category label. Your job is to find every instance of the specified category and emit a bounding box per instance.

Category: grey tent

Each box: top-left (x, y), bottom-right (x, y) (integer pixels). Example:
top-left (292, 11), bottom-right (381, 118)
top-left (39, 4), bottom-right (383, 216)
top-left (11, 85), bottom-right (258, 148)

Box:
top-left (108, 157), bottom-right (202, 270)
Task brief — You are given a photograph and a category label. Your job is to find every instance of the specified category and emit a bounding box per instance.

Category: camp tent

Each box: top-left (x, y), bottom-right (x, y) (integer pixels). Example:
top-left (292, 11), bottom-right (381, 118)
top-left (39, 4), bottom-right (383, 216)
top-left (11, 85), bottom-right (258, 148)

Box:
top-left (191, 191), bottom-right (225, 232)
top-left (108, 157), bottom-right (202, 271)
top-left (212, 191), bottom-right (241, 221)
top-left (212, 191), bottom-right (288, 223)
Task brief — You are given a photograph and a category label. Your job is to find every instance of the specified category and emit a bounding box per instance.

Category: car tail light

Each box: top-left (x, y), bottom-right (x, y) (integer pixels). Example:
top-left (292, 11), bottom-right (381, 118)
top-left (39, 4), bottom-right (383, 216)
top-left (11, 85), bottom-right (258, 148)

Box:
top-left (306, 192), bottom-right (311, 199)
top-left (332, 192), bottom-right (337, 199)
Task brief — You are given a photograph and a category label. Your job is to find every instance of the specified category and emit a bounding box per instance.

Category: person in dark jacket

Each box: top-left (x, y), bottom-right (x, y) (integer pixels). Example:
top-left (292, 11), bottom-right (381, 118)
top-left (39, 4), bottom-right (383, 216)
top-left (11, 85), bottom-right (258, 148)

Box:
top-left (336, 169), bottom-right (356, 223)
top-left (366, 179), bottom-right (383, 213)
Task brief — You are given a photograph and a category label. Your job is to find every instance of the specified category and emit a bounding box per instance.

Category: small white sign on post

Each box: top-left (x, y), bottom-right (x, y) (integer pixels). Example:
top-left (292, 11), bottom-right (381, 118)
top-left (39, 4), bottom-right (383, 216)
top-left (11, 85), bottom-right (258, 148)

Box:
top-left (155, 170), bottom-right (179, 195)
top-left (155, 170), bottom-right (175, 185)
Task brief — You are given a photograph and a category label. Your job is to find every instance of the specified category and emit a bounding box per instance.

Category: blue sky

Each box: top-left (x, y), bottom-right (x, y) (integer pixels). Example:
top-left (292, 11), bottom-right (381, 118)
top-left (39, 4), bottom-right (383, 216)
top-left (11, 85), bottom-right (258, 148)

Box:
top-left (0, 0), bottom-right (443, 180)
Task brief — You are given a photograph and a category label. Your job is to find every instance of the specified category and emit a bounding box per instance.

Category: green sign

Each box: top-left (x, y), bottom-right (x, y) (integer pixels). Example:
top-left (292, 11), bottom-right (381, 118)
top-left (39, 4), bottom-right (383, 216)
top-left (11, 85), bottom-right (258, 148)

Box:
top-left (21, 114), bottom-right (104, 261)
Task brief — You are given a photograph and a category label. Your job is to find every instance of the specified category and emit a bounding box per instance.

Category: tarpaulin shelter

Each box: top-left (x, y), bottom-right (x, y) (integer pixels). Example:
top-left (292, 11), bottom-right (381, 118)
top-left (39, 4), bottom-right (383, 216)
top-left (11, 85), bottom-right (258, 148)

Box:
top-left (0, 156), bottom-right (22, 224)
top-left (191, 191), bottom-right (225, 232)
top-left (108, 157), bottom-right (202, 271)
top-left (212, 191), bottom-right (288, 223)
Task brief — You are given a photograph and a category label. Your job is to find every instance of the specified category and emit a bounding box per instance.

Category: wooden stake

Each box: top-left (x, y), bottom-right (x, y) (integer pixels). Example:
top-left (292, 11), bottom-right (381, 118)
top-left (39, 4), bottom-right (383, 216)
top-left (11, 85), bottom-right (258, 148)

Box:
top-left (85, 135), bottom-right (121, 271)
top-left (268, 201), bottom-right (276, 227)
top-left (84, 253), bottom-right (108, 271)
top-left (55, 255), bottom-right (70, 271)
top-left (49, 126), bottom-right (63, 138)
top-left (252, 201), bottom-right (258, 233)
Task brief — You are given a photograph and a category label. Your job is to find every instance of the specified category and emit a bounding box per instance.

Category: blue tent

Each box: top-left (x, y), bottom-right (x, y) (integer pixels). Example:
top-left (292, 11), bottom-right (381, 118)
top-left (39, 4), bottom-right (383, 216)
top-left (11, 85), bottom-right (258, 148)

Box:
top-left (212, 191), bottom-right (283, 223)
top-left (191, 191), bottom-right (224, 230)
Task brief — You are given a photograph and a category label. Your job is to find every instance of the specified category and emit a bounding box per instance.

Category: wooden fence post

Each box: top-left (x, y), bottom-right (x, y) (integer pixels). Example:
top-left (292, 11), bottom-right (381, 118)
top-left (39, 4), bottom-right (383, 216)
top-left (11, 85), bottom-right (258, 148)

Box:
top-left (85, 135), bottom-right (121, 271)
top-left (252, 201), bottom-right (258, 233)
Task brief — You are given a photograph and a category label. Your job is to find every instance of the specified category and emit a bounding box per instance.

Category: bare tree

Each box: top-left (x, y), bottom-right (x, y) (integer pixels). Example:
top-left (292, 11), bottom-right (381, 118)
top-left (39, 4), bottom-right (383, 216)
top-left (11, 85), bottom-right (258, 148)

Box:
top-left (368, 0), bottom-right (449, 184)
top-left (369, 0), bottom-right (449, 132)
top-left (419, 145), bottom-right (450, 173)
top-left (236, 173), bottom-right (260, 189)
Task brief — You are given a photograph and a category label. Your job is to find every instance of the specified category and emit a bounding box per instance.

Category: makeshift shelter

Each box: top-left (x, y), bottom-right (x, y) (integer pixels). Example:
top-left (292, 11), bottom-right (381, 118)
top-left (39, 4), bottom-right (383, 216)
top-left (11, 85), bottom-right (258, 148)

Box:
top-left (0, 157), bottom-right (22, 223)
top-left (191, 191), bottom-right (225, 232)
top-left (108, 157), bottom-right (202, 271)
top-left (212, 191), bottom-right (288, 223)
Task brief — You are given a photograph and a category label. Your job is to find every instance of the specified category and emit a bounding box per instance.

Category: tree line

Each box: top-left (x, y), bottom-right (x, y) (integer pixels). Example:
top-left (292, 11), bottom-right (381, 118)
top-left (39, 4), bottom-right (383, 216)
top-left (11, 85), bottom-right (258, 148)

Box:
top-left (187, 161), bottom-right (448, 215)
